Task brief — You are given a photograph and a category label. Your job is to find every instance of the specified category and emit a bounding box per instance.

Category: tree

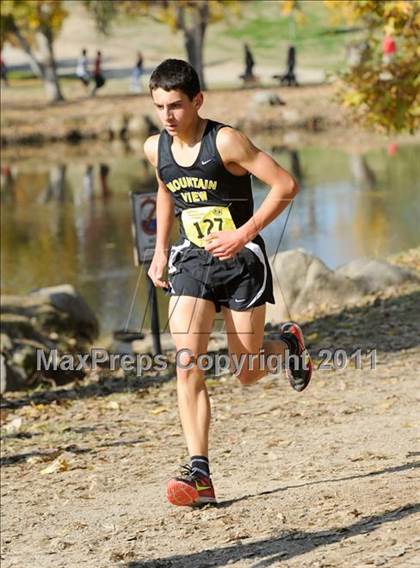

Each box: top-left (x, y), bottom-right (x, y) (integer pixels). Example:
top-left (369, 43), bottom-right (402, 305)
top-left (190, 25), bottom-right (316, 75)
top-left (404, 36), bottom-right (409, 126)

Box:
top-left (324, 0), bottom-right (419, 133)
top-left (1, 0), bottom-right (67, 103)
top-left (280, 0), bottom-right (419, 133)
top-left (85, 0), bottom-right (239, 90)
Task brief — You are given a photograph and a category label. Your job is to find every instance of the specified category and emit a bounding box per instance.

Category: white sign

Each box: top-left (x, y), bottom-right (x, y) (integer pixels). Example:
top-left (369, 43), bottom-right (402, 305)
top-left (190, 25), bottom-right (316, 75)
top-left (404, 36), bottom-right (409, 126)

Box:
top-left (131, 192), bottom-right (157, 264)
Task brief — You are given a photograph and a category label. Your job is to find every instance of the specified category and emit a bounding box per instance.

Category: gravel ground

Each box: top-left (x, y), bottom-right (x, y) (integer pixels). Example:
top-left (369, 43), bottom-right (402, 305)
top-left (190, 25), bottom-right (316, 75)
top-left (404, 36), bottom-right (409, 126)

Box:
top-left (2, 268), bottom-right (420, 567)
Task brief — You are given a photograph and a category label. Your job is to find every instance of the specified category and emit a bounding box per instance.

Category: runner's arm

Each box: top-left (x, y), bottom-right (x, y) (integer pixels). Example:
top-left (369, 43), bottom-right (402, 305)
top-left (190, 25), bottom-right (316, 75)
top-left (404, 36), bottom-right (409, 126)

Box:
top-left (144, 136), bottom-right (175, 287)
top-left (216, 127), bottom-right (298, 242)
top-left (154, 171), bottom-right (175, 256)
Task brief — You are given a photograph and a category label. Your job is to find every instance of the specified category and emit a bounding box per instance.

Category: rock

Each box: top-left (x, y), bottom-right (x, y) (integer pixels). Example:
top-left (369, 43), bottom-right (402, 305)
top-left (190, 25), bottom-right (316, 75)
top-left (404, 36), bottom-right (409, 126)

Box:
top-left (1, 333), bottom-right (13, 352)
top-left (0, 285), bottom-right (97, 391)
top-left (0, 314), bottom-right (44, 342)
top-left (0, 354), bottom-right (27, 393)
top-left (267, 249), bottom-right (419, 321)
top-left (336, 258), bottom-right (420, 293)
top-left (269, 249), bottom-right (361, 318)
top-left (251, 91), bottom-right (286, 107)
top-left (30, 284), bottom-right (99, 341)
top-left (11, 342), bottom-right (44, 376)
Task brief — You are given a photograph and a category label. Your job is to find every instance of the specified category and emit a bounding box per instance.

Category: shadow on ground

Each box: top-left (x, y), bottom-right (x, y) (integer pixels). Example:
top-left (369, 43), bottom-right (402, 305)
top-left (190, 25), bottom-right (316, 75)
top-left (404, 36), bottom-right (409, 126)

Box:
top-left (216, 460), bottom-right (419, 508)
top-left (0, 370), bottom-right (175, 409)
top-left (292, 289), bottom-right (420, 353)
top-left (125, 503), bottom-right (419, 567)
top-left (0, 436), bottom-right (147, 467)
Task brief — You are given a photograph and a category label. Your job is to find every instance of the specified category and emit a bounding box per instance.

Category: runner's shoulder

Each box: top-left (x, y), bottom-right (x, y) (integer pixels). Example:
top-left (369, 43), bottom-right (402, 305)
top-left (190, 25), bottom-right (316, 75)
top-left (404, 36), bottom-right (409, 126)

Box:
top-left (143, 134), bottom-right (160, 168)
top-left (216, 126), bottom-right (255, 162)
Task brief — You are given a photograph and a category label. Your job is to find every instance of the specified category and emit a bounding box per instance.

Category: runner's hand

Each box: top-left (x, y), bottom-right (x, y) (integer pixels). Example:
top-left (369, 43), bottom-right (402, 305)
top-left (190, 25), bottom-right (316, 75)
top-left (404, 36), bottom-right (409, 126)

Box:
top-left (204, 230), bottom-right (247, 260)
top-left (148, 251), bottom-right (168, 288)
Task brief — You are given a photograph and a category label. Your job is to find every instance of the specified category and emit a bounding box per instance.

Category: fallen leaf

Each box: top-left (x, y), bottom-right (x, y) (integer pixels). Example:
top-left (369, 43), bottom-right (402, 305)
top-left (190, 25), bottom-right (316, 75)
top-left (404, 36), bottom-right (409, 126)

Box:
top-left (149, 406), bottom-right (168, 415)
top-left (106, 401), bottom-right (120, 411)
top-left (27, 456), bottom-right (44, 465)
top-left (3, 417), bottom-right (23, 434)
top-left (307, 332), bottom-right (319, 341)
top-left (40, 455), bottom-right (70, 475)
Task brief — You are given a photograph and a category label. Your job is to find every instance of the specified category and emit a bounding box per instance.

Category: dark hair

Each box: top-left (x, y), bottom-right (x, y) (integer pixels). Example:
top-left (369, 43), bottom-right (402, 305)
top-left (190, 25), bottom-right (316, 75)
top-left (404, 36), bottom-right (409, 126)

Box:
top-left (149, 59), bottom-right (200, 100)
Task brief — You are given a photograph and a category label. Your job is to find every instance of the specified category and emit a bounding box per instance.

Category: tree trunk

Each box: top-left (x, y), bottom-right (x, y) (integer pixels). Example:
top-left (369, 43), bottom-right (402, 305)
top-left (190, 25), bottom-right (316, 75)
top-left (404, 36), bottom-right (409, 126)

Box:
top-left (11, 23), bottom-right (64, 103)
top-left (11, 24), bottom-right (44, 78)
top-left (177, 3), bottom-right (208, 90)
top-left (36, 30), bottom-right (64, 103)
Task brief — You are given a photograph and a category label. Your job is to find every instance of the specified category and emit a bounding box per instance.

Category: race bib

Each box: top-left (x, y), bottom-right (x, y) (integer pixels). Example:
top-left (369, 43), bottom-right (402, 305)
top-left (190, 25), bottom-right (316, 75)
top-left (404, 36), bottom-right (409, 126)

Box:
top-left (181, 206), bottom-right (236, 248)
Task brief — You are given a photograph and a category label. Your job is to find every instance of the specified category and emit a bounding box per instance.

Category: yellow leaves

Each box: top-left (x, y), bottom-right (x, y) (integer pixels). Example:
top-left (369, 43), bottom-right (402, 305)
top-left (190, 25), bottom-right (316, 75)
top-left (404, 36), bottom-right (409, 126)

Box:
top-left (149, 405), bottom-right (168, 415)
top-left (343, 90), bottom-right (366, 108)
top-left (208, 1), bottom-right (226, 23)
top-left (384, 17), bottom-right (396, 36)
top-left (2, 0), bottom-right (67, 45)
top-left (383, 1), bottom-right (413, 18)
top-left (325, 0), bottom-right (416, 28)
top-left (280, 0), bottom-right (305, 25)
top-left (159, 5), bottom-right (177, 31)
top-left (49, 5), bottom-right (68, 34)
top-left (323, 0), bottom-right (358, 25)
top-left (19, 402), bottom-right (47, 419)
top-left (281, 0), bottom-right (297, 16)
top-left (328, 0), bottom-right (419, 133)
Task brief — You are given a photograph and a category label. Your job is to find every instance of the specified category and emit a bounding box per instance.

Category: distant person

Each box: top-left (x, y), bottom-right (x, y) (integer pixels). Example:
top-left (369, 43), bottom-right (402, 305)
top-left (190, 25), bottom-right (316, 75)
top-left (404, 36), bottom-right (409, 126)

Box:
top-left (91, 50), bottom-right (105, 97)
top-left (76, 48), bottom-right (90, 89)
top-left (83, 164), bottom-right (95, 200)
top-left (1, 52), bottom-right (8, 86)
top-left (281, 45), bottom-right (298, 87)
top-left (99, 163), bottom-right (111, 199)
top-left (130, 51), bottom-right (144, 93)
top-left (240, 43), bottom-right (255, 81)
top-left (1, 163), bottom-right (14, 203)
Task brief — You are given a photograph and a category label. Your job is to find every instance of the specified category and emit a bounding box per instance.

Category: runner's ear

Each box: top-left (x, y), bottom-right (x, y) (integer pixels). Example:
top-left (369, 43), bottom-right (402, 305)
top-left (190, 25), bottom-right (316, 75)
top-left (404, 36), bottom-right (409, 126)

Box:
top-left (194, 92), bottom-right (204, 110)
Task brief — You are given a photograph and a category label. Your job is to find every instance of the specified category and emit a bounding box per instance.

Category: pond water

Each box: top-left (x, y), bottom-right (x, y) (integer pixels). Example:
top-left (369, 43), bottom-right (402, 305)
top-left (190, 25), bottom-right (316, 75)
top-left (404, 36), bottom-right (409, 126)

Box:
top-left (2, 139), bottom-right (419, 337)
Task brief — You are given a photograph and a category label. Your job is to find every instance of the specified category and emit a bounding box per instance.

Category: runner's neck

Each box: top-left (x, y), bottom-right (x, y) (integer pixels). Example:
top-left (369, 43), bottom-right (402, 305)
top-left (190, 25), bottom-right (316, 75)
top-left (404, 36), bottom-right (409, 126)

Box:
top-left (172, 117), bottom-right (208, 149)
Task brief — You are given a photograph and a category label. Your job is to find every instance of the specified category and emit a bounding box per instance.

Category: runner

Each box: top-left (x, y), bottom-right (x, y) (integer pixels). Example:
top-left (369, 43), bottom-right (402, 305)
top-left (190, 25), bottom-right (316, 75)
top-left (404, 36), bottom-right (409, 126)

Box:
top-left (144, 59), bottom-right (312, 507)
top-left (91, 50), bottom-right (105, 97)
top-left (76, 48), bottom-right (90, 90)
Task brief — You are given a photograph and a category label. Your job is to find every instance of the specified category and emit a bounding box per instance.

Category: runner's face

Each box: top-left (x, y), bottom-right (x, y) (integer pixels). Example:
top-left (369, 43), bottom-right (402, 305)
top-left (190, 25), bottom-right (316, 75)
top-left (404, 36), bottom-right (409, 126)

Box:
top-left (151, 88), bottom-right (202, 135)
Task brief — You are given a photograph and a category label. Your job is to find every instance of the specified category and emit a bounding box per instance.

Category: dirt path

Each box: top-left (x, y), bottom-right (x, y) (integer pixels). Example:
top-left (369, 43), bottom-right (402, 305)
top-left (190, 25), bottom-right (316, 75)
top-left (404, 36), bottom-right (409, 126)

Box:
top-left (2, 280), bottom-right (420, 568)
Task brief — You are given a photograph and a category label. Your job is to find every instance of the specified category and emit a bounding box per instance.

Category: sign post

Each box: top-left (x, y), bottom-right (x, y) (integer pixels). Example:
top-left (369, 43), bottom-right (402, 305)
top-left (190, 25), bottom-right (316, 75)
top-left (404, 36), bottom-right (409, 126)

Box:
top-left (130, 191), bottom-right (161, 355)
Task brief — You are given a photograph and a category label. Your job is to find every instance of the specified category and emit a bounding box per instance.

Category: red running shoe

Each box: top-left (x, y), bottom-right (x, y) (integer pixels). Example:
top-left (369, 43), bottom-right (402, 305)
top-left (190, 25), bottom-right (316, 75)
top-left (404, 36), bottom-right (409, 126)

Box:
top-left (166, 464), bottom-right (217, 507)
top-left (280, 322), bottom-right (313, 392)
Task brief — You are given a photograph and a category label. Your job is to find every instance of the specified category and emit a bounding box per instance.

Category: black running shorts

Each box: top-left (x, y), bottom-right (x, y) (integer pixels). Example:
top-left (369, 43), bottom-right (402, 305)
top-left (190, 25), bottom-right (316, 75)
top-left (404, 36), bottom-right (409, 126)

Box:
top-left (165, 238), bottom-right (275, 312)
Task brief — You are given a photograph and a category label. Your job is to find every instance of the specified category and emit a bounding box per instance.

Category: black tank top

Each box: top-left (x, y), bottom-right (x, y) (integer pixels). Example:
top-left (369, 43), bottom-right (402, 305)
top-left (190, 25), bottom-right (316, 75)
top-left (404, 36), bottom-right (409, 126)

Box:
top-left (157, 119), bottom-right (264, 246)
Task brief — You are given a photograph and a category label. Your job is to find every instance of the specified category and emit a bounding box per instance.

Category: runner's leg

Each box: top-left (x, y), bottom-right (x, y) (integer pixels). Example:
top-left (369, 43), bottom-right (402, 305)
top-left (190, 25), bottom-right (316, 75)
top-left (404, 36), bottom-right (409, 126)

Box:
top-left (222, 304), bottom-right (288, 385)
top-left (168, 295), bottom-right (216, 456)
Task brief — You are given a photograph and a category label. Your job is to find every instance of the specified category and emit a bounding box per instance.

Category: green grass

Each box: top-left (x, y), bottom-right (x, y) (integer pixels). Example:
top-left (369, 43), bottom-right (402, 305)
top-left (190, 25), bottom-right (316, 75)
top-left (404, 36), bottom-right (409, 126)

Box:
top-left (224, 0), bottom-right (361, 71)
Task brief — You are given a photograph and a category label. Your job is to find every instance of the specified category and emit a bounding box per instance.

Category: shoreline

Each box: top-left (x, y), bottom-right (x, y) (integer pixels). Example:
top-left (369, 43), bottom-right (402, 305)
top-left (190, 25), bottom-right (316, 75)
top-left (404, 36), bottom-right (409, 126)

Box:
top-left (2, 84), bottom-right (418, 151)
